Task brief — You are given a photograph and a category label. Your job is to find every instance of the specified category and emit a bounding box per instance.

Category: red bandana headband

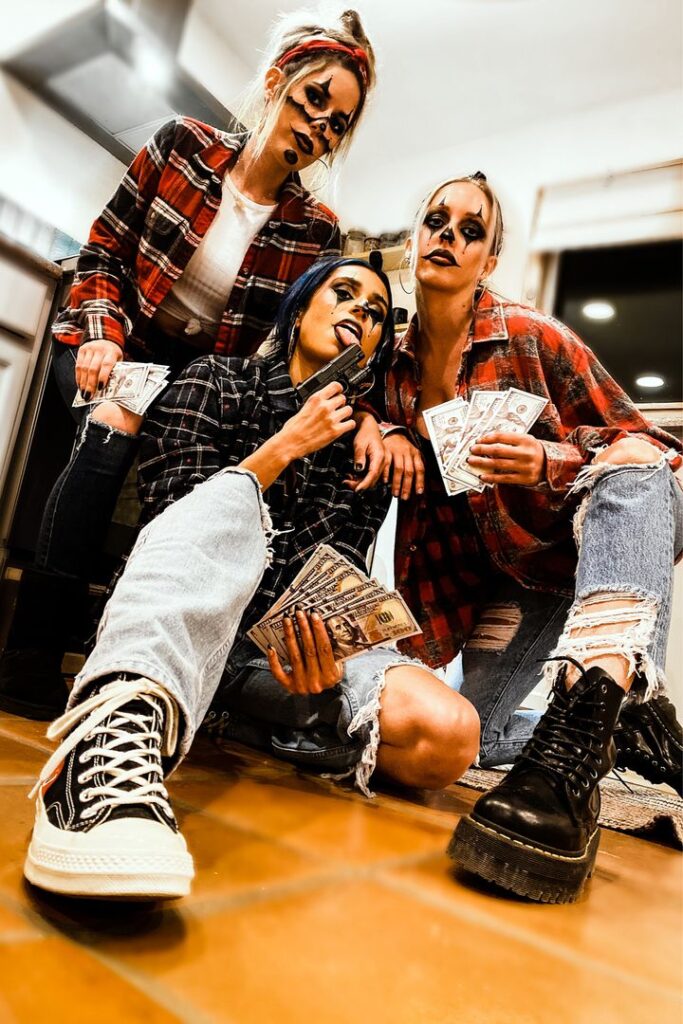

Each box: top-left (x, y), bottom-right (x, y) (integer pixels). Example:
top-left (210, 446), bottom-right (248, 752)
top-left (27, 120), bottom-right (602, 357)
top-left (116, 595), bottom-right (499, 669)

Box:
top-left (275, 39), bottom-right (369, 87)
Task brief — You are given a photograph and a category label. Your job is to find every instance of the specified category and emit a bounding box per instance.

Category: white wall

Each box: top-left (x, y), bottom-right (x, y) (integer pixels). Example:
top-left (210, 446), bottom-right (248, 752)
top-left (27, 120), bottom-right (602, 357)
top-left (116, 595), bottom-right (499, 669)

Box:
top-left (177, 5), bottom-right (252, 110)
top-left (0, 74), bottom-right (125, 243)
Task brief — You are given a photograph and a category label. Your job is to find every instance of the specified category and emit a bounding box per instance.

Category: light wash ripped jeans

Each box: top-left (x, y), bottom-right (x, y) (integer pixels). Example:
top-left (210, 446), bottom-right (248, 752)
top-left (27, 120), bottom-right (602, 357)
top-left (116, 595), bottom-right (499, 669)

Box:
top-left (70, 469), bottom-right (419, 796)
top-left (457, 457), bottom-right (683, 768)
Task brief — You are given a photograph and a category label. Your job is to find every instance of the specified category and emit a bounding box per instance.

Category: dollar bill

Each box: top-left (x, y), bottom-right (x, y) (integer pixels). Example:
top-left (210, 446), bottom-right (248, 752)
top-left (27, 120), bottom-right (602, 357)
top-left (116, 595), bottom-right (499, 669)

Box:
top-left (322, 591), bottom-right (420, 661)
top-left (447, 388), bottom-right (548, 482)
top-left (422, 397), bottom-right (468, 473)
top-left (247, 546), bottom-right (422, 663)
top-left (73, 362), bottom-right (171, 415)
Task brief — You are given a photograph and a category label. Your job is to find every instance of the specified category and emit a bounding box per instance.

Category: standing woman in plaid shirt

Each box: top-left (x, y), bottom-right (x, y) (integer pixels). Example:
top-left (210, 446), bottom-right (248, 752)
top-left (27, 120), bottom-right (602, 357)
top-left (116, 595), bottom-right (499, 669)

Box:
top-left (0, 9), bottom-right (383, 719)
top-left (378, 173), bottom-right (683, 903)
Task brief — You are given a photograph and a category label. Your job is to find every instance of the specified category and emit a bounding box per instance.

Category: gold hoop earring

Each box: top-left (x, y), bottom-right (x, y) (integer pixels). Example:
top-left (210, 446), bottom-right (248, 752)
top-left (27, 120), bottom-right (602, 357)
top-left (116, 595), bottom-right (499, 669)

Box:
top-left (398, 253), bottom-right (414, 295)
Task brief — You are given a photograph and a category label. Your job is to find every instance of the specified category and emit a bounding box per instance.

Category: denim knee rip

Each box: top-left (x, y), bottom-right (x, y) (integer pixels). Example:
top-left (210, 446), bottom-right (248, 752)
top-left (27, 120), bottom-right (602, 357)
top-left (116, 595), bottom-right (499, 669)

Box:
top-left (569, 452), bottom-right (670, 549)
top-left (326, 653), bottom-right (424, 798)
top-left (542, 589), bottom-right (661, 701)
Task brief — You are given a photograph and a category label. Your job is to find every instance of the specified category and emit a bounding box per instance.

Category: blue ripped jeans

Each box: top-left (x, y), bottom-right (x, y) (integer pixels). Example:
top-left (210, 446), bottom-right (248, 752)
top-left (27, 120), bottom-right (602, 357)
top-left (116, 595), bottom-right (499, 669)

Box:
top-left (458, 460), bottom-right (683, 768)
top-left (71, 469), bottom-right (419, 796)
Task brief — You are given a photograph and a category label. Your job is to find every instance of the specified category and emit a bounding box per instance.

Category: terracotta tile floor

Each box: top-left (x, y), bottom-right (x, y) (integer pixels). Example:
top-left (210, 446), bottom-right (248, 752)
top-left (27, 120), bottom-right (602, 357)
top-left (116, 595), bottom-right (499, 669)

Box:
top-left (0, 710), bottom-right (680, 1024)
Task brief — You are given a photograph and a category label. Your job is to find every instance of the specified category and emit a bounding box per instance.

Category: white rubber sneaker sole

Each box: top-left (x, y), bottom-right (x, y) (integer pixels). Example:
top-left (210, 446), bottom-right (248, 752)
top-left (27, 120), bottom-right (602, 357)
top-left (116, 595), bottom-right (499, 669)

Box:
top-left (24, 800), bottom-right (195, 899)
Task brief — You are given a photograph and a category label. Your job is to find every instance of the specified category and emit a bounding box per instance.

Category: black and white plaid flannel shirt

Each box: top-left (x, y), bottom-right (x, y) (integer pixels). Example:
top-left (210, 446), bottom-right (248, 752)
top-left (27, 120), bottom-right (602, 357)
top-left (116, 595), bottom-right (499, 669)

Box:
top-left (138, 351), bottom-right (392, 675)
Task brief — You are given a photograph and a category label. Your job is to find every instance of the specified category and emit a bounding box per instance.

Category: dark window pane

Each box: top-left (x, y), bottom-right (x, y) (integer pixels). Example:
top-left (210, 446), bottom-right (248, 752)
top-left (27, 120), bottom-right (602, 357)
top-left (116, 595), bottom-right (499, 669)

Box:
top-left (554, 240), bottom-right (682, 404)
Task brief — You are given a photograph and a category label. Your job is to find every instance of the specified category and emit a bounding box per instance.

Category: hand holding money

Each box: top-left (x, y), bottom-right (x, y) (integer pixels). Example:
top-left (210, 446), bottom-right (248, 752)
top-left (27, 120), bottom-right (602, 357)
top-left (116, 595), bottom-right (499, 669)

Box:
top-left (466, 431), bottom-right (546, 485)
top-left (248, 544), bottom-right (421, 668)
top-left (73, 361), bottom-right (171, 416)
top-left (75, 339), bottom-right (123, 397)
top-left (423, 388), bottom-right (548, 496)
top-left (266, 608), bottom-right (343, 695)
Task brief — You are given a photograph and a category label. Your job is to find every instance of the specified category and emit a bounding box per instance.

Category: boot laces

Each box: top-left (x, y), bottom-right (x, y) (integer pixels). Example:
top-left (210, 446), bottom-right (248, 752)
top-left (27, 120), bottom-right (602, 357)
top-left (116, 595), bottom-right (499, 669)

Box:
top-left (30, 678), bottom-right (179, 820)
top-left (520, 657), bottom-right (608, 793)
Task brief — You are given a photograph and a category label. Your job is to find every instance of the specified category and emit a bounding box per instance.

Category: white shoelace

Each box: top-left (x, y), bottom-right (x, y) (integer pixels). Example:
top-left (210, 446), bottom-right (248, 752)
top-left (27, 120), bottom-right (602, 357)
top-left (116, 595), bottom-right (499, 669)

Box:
top-left (30, 678), bottom-right (180, 820)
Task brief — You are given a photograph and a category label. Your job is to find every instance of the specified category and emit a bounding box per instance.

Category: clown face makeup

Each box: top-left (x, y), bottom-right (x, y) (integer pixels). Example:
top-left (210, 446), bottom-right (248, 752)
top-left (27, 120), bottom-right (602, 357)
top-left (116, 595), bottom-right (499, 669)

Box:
top-left (293, 265), bottom-right (389, 377)
top-left (265, 63), bottom-right (361, 171)
top-left (415, 181), bottom-right (497, 294)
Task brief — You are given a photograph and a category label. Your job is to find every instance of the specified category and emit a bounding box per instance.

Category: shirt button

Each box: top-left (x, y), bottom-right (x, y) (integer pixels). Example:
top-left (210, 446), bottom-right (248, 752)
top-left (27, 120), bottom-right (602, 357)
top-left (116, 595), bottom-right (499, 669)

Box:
top-left (409, 544), bottom-right (417, 553)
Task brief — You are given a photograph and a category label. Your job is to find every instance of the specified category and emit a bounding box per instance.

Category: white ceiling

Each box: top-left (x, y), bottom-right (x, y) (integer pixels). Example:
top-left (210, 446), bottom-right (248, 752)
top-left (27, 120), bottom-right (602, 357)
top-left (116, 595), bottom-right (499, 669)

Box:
top-left (196, 0), bottom-right (682, 162)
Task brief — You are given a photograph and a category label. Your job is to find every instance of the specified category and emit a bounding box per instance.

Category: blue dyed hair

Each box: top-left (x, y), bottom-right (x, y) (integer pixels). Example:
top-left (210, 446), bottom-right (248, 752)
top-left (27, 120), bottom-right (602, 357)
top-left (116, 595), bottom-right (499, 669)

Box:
top-left (271, 255), bottom-right (395, 371)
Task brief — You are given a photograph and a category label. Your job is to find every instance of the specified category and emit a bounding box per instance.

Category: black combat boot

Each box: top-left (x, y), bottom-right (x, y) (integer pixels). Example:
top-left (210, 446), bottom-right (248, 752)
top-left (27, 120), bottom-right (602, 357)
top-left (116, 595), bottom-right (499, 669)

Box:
top-left (0, 567), bottom-right (89, 720)
top-left (615, 694), bottom-right (683, 797)
top-left (448, 661), bottom-right (624, 904)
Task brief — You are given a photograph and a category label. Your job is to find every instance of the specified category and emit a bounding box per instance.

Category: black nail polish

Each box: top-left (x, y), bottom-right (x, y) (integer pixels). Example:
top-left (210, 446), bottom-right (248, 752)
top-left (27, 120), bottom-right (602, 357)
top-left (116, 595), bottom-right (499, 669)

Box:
top-left (97, 381), bottom-right (104, 391)
top-left (267, 644), bottom-right (274, 651)
top-left (83, 391), bottom-right (92, 401)
top-left (354, 463), bottom-right (363, 472)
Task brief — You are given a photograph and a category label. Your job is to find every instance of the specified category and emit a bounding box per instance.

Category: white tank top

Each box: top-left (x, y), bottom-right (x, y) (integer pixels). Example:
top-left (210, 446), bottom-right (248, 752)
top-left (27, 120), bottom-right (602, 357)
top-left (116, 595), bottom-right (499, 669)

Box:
top-left (159, 172), bottom-right (276, 336)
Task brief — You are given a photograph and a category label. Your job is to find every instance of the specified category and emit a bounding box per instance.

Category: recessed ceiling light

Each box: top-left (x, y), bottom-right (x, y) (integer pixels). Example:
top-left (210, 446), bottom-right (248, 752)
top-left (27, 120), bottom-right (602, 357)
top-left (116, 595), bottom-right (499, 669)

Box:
top-left (635, 374), bottom-right (665, 389)
top-left (581, 300), bottom-right (616, 321)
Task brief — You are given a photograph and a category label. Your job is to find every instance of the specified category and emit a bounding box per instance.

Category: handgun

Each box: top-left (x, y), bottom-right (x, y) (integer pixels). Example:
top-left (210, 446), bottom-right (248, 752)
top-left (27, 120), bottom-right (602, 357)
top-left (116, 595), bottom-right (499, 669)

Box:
top-left (295, 344), bottom-right (374, 403)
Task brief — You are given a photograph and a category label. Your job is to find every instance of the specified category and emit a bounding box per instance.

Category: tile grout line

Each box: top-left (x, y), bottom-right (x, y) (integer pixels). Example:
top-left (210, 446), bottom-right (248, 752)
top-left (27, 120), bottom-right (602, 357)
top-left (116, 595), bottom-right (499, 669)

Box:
top-left (184, 848), bottom-right (456, 920)
top-left (375, 868), bottom-right (683, 1003)
top-left (0, 890), bottom-right (223, 1024)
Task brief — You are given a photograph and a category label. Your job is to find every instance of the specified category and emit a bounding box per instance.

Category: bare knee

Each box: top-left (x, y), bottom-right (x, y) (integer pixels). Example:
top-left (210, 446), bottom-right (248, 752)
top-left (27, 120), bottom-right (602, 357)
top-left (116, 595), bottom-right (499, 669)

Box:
top-left (91, 401), bottom-right (143, 435)
top-left (594, 436), bottom-right (661, 467)
top-left (381, 666), bottom-right (480, 790)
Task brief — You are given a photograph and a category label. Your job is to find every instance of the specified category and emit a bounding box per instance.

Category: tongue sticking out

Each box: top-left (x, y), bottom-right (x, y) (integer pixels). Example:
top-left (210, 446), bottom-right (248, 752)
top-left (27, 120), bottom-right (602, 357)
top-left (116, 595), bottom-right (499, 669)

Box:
top-left (335, 325), bottom-right (361, 348)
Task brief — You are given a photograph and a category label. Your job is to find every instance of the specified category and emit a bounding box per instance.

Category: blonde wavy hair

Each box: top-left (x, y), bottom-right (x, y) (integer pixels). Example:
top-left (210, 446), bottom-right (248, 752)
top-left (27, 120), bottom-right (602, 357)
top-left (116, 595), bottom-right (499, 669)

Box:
top-left (235, 7), bottom-right (376, 189)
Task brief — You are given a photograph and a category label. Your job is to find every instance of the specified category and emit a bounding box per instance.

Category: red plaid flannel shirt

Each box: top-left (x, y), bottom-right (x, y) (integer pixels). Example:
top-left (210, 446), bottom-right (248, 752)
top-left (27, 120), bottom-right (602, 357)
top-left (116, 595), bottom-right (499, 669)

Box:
top-left (53, 118), bottom-right (341, 358)
top-left (386, 289), bottom-right (682, 668)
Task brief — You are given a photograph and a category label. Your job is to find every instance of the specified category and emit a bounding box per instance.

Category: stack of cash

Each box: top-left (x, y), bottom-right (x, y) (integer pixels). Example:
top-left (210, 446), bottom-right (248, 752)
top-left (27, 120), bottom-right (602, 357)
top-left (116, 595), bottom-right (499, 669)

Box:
top-left (423, 387), bottom-right (548, 496)
top-left (73, 362), bottom-right (171, 416)
top-left (248, 544), bottom-right (421, 663)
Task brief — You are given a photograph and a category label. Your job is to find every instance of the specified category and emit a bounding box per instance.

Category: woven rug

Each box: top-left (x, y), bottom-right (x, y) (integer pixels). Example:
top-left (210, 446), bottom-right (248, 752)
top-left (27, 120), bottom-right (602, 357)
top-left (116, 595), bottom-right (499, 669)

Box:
top-left (459, 767), bottom-right (683, 848)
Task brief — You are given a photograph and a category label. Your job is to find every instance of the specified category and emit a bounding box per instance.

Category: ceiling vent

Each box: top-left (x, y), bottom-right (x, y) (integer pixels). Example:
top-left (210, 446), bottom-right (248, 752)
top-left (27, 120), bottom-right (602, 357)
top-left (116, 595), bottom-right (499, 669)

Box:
top-left (2, 0), bottom-right (238, 163)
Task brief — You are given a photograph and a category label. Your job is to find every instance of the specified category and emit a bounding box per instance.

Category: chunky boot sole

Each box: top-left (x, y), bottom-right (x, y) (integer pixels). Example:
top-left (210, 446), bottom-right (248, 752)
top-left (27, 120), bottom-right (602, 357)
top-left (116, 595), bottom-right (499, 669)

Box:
top-left (447, 814), bottom-right (600, 904)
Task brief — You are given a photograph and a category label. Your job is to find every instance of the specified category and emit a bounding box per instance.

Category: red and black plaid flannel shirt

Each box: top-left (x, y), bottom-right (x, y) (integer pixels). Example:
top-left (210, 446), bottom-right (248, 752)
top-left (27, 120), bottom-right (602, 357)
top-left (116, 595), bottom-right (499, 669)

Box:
top-left (386, 289), bottom-right (682, 669)
top-left (53, 117), bottom-right (341, 358)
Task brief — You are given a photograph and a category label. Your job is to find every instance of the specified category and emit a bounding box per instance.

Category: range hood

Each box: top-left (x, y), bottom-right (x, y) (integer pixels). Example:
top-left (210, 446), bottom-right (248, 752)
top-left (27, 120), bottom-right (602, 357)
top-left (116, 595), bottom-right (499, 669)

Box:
top-left (3, 0), bottom-right (238, 163)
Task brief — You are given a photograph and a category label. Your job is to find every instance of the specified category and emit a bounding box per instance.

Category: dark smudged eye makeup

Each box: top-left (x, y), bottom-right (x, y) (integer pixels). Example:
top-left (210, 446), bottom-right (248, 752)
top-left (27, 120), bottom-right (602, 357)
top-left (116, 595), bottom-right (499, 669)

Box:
top-left (303, 85), bottom-right (347, 137)
top-left (331, 284), bottom-right (386, 329)
top-left (425, 210), bottom-right (448, 230)
top-left (461, 223), bottom-right (485, 242)
top-left (305, 85), bottom-right (323, 109)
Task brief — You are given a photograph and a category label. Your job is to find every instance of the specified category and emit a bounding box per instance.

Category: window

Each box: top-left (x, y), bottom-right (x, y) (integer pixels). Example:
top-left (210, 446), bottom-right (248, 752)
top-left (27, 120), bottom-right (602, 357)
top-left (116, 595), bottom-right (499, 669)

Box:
top-left (553, 240), bottom-right (682, 405)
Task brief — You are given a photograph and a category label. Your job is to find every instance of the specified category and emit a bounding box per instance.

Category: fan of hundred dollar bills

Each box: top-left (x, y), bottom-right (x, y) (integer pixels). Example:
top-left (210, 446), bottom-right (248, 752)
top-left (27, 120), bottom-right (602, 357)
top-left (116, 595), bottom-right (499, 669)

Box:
top-left (73, 362), bottom-right (171, 416)
top-left (423, 387), bottom-right (548, 496)
top-left (248, 545), bottom-right (421, 663)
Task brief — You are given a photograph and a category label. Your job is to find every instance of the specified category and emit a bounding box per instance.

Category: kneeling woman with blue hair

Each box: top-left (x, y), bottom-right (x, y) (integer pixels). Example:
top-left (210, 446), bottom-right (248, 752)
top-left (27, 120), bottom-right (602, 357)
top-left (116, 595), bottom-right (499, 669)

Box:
top-left (23, 256), bottom-right (480, 901)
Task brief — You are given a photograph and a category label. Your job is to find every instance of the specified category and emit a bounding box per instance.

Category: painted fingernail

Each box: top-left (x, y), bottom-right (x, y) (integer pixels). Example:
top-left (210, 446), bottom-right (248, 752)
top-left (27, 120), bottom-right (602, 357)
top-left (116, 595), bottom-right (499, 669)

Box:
top-left (267, 644), bottom-right (274, 651)
top-left (83, 391), bottom-right (92, 401)
top-left (354, 462), bottom-right (364, 472)
top-left (97, 381), bottom-right (104, 391)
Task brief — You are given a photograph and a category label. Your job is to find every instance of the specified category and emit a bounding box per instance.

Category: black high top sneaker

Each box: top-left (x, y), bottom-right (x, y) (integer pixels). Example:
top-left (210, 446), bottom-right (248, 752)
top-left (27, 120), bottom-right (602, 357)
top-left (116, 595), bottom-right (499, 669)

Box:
top-left (24, 677), bottom-right (194, 899)
top-left (614, 694), bottom-right (683, 798)
top-left (448, 662), bottom-right (625, 904)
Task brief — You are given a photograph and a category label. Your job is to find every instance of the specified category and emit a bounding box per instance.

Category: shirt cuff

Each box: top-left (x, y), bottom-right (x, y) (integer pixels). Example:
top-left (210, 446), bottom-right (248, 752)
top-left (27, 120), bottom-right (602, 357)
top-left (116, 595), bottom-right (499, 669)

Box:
top-left (379, 423), bottom-right (409, 440)
top-left (83, 312), bottom-right (126, 350)
top-left (541, 439), bottom-right (586, 492)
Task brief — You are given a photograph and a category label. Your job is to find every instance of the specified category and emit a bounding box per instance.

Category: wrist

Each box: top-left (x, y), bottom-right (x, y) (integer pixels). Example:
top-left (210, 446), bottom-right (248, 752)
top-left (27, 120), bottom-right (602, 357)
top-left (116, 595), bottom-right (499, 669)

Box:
top-left (271, 429), bottom-right (300, 466)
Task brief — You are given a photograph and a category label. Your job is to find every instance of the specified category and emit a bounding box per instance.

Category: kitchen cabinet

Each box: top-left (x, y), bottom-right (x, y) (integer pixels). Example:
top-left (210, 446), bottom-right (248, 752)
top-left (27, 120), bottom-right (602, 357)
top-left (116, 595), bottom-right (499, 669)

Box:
top-left (0, 237), bottom-right (61, 567)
